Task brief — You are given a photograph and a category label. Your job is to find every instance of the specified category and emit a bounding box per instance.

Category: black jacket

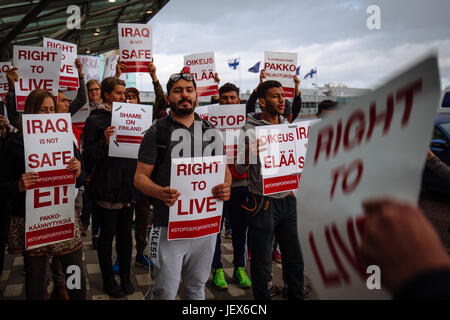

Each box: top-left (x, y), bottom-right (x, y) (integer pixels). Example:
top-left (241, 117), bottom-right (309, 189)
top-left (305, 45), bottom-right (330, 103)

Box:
top-left (82, 108), bottom-right (137, 203)
top-left (0, 132), bottom-right (85, 219)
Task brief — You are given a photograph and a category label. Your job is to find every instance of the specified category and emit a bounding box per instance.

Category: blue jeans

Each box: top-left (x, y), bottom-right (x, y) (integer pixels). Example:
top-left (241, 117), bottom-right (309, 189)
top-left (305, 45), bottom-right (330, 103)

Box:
top-left (211, 186), bottom-right (249, 270)
top-left (246, 193), bottom-right (304, 300)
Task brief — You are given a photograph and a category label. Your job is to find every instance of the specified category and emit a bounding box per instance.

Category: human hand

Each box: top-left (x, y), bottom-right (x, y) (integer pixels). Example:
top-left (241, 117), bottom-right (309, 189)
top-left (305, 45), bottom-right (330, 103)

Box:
top-left (115, 60), bottom-right (126, 78)
top-left (427, 149), bottom-right (435, 161)
top-left (294, 75), bottom-right (300, 87)
top-left (259, 69), bottom-right (266, 84)
top-left (214, 72), bottom-right (220, 84)
top-left (66, 157), bottom-right (81, 178)
top-left (104, 126), bottom-right (115, 144)
top-left (212, 182), bottom-right (231, 201)
top-left (148, 61), bottom-right (157, 81)
top-left (18, 172), bottom-right (39, 192)
top-left (75, 58), bottom-right (83, 77)
top-left (360, 197), bottom-right (450, 293)
top-left (158, 186), bottom-right (181, 207)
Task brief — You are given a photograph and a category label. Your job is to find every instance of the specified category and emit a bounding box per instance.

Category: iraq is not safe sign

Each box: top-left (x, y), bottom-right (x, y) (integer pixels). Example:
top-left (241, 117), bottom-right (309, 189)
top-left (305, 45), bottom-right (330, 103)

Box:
top-left (296, 55), bottom-right (441, 299)
top-left (168, 156), bottom-right (226, 240)
top-left (118, 23), bottom-right (153, 73)
top-left (22, 113), bottom-right (76, 250)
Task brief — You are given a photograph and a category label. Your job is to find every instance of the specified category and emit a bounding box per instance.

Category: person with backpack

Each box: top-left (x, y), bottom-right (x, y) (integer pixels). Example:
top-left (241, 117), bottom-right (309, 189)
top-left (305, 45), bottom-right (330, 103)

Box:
top-left (134, 72), bottom-right (231, 300)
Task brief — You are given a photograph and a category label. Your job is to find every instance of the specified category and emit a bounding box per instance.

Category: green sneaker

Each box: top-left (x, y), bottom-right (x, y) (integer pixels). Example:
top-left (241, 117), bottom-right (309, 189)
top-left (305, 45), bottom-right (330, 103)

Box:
top-left (234, 267), bottom-right (252, 288)
top-left (213, 268), bottom-right (228, 289)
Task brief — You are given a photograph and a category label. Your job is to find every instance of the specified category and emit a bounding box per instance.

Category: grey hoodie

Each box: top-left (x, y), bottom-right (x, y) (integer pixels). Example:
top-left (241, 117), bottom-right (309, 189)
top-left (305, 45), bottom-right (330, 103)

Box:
top-left (235, 112), bottom-right (292, 199)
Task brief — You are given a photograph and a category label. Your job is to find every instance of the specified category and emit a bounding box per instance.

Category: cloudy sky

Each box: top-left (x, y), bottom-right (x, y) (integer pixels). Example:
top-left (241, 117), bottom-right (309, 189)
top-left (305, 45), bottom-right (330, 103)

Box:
top-left (136, 0), bottom-right (450, 93)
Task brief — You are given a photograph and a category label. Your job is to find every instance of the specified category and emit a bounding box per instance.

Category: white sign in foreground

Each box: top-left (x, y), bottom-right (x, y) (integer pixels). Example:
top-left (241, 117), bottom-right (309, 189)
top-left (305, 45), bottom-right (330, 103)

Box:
top-left (296, 55), bottom-right (441, 299)
top-left (109, 102), bottom-right (153, 159)
top-left (264, 51), bottom-right (297, 99)
top-left (43, 38), bottom-right (79, 88)
top-left (168, 156), bottom-right (226, 240)
top-left (22, 113), bottom-right (76, 250)
top-left (118, 23), bottom-right (153, 73)
top-left (184, 52), bottom-right (219, 97)
top-left (13, 46), bottom-right (61, 112)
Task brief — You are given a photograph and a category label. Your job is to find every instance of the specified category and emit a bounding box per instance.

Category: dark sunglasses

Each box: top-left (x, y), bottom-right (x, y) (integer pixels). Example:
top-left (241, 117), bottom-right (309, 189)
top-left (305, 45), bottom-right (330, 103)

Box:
top-left (169, 73), bottom-right (194, 82)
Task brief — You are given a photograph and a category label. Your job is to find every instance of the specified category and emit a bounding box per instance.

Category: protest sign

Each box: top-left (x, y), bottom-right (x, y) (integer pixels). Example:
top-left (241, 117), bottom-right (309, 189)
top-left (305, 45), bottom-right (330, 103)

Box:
top-left (207, 104), bottom-right (246, 162)
top-left (194, 104), bottom-right (210, 119)
top-left (118, 23), bottom-right (153, 73)
top-left (43, 38), bottom-right (79, 88)
top-left (63, 89), bottom-right (90, 131)
top-left (13, 46), bottom-right (61, 112)
top-left (256, 123), bottom-right (301, 195)
top-left (22, 113), bottom-right (76, 250)
top-left (168, 155), bottom-right (226, 240)
top-left (264, 51), bottom-right (297, 99)
top-left (109, 102), bottom-right (153, 159)
top-left (296, 55), bottom-right (441, 299)
top-left (184, 52), bottom-right (219, 97)
top-left (77, 55), bottom-right (100, 81)
top-left (103, 55), bottom-right (119, 79)
top-left (0, 62), bottom-right (11, 102)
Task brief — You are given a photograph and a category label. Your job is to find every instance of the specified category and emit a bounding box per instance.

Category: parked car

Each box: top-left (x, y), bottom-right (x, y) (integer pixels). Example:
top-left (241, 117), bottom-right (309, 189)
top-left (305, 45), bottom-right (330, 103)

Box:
top-left (421, 112), bottom-right (450, 194)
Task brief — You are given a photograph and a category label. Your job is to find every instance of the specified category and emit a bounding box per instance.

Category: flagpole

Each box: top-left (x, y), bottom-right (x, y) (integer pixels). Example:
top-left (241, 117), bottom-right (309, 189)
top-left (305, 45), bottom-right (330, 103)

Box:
top-left (315, 66), bottom-right (318, 88)
top-left (239, 57), bottom-right (242, 90)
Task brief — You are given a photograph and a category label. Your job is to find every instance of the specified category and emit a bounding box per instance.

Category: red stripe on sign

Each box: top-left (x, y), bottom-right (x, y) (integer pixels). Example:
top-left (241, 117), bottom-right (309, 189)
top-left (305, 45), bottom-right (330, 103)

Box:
top-left (73, 122), bottom-right (85, 131)
top-left (28, 169), bottom-right (76, 189)
top-left (26, 223), bottom-right (74, 248)
top-left (60, 76), bottom-right (79, 88)
top-left (116, 135), bottom-right (143, 144)
top-left (197, 85), bottom-right (219, 97)
top-left (282, 87), bottom-right (295, 99)
top-left (16, 95), bottom-right (26, 112)
top-left (168, 216), bottom-right (221, 240)
top-left (122, 61), bottom-right (150, 73)
top-left (263, 174), bottom-right (299, 195)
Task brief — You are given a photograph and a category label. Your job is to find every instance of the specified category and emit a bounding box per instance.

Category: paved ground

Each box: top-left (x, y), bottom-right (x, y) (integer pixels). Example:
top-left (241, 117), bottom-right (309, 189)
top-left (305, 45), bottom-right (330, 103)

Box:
top-left (1, 190), bottom-right (447, 300)
top-left (0, 226), bottom-right (316, 300)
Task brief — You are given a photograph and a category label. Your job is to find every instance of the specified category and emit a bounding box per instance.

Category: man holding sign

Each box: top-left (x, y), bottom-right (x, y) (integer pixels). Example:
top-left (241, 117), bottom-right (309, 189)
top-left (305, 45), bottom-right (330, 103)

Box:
top-left (236, 80), bottom-right (304, 300)
top-left (134, 72), bottom-right (231, 300)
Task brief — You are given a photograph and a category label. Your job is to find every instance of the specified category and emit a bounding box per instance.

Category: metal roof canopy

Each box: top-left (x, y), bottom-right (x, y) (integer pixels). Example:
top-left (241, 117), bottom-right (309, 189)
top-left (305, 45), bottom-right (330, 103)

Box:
top-left (0, 0), bottom-right (169, 61)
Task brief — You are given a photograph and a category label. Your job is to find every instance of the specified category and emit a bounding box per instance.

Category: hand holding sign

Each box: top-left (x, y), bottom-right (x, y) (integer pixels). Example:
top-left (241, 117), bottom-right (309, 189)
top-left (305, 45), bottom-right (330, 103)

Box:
top-left (115, 60), bottom-right (127, 78)
top-left (104, 126), bottom-right (115, 145)
top-left (159, 186), bottom-right (181, 207)
top-left (75, 58), bottom-right (83, 77)
top-left (7, 66), bottom-right (18, 86)
top-left (212, 182), bottom-right (231, 201)
top-left (18, 172), bottom-right (39, 192)
top-left (66, 157), bottom-right (81, 178)
top-left (360, 197), bottom-right (450, 293)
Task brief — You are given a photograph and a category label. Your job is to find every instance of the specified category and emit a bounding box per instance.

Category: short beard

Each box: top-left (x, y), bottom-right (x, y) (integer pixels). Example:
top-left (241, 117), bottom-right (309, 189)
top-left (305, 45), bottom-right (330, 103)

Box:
top-left (170, 98), bottom-right (195, 116)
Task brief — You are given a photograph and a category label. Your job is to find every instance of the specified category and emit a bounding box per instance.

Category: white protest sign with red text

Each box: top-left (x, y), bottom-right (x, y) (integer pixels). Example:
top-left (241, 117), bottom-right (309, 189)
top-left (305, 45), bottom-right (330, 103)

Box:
top-left (43, 38), bottom-right (79, 88)
top-left (118, 23), bottom-right (152, 73)
top-left (22, 113), bottom-right (76, 250)
top-left (256, 124), bottom-right (301, 195)
top-left (168, 156), bottom-right (226, 240)
top-left (109, 102), bottom-right (153, 159)
top-left (0, 62), bottom-right (11, 102)
top-left (264, 51), bottom-right (297, 99)
top-left (296, 55), bottom-right (441, 299)
top-left (207, 104), bottom-right (246, 162)
top-left (77, 55), bottom-right (100, 81)
top-left (13, 46), bottom-right (61, 112)
top-left (184, 52), bottom-right (219, 97)
top-left (64, 89), bottom-right (90, 131)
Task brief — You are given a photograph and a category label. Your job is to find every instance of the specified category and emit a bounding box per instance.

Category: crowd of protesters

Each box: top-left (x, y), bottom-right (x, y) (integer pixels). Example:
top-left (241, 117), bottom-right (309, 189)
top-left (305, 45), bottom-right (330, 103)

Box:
top-left (1, 55), bottom-right (449, 301)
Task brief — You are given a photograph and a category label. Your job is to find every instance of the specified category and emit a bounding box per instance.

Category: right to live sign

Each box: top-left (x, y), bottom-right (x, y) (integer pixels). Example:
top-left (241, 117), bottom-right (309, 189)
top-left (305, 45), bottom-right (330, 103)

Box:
top-left (168, 156), bottom-right (226, 240)
top-left (13, 46), bottom-right (61, 112)
top-left (22, 113), bottom-right (76, 250)
top-left (296, 55), bottom-right (441, 299)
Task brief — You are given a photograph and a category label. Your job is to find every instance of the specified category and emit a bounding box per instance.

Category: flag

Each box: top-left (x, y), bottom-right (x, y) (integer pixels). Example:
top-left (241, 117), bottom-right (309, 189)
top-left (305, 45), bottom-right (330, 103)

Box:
top-left (248, 61), bottom-right (260, 73)
top-left (295, 65), bottom-right (301, 76)
top-left (303, 68), bottom-right (317, 80)
top-left (227, 58), bottom-right (240, 70)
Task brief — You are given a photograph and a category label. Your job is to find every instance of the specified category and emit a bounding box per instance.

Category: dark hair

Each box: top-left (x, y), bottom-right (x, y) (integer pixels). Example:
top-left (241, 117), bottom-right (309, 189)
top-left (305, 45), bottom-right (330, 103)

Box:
top-left (318, 99), bottom-right (337, 114)
top-left (24, 89), bottom-right (56, 114)
top-left (125, 87), bottom-right (140, 103)
top-left (257, 80), bottom-right (282, 99)
top-left (86, 79), bottom-right (101, 89)
top-left (101, 77), bottom-right (125, 101)
top-left (219, 82), bottom-right (239, 97)
top-left (166, 74), bottom-right (197, 94)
